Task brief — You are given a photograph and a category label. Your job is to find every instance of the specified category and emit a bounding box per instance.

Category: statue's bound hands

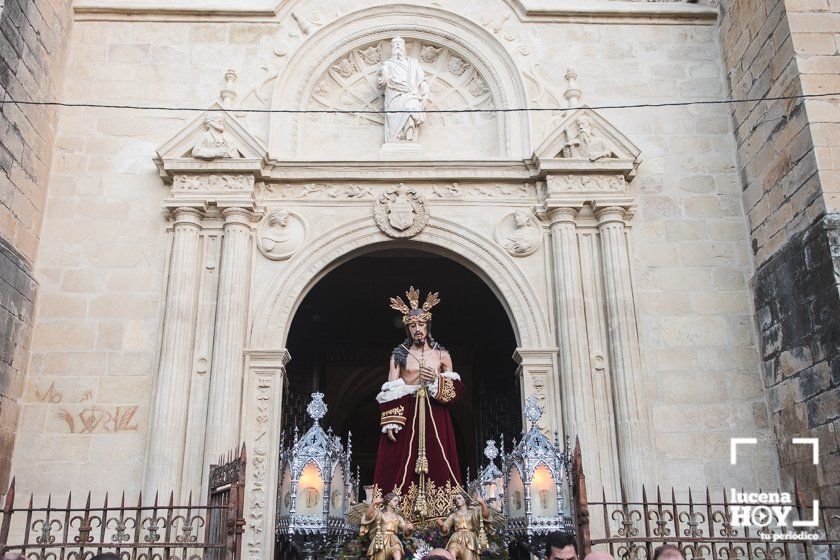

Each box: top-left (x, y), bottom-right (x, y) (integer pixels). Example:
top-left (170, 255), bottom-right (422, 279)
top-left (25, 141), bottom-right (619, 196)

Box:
top-left (419, 365), bottom-right (437, 384)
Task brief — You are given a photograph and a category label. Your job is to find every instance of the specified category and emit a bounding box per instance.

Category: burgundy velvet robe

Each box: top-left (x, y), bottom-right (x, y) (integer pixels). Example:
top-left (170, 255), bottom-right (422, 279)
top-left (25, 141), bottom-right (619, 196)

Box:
top-left (373, 373), bottom-right (463, 497)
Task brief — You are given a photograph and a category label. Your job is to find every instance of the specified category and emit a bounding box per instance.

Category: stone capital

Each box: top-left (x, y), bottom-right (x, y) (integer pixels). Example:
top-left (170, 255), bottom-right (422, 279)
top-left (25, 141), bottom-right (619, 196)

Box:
top-left (221, 206), bottom-right (258, 227)
top-left (593, 203), bottom-right (635, 226)
top-left (545, 205), bottom-right (583, 226)
top-left (168, 206), bottom-right (205, 229)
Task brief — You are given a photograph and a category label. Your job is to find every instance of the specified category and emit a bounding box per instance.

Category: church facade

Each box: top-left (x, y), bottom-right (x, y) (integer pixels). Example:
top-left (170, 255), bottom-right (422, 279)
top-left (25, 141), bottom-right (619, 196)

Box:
top-left (2, 0), bottom-right (839, 558)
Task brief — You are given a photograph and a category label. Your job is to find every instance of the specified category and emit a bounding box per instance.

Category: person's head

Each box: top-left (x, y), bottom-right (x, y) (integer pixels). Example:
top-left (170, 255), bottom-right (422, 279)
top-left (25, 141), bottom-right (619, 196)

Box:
top-left (406, 313), bottom-right (429, 347)
top-left (383, 492), bottom-right (399, 509)
top-left (514, 209), bottom-right (530, 228)
top-left (653, 545), bottom-right (685, 560)
top-left (453, 491), bottom-right (471, 508)
top-left (544, 532), bottom-right (578, 560)
top-left (268, 209), bottom-right (289, 228)
top-left (90, 554), bottom-right (120, 560)
top-left (424, 550), bottom-right (454, 560)
top-left (391, 36), bottom-right (406, 59)
top-left (583, 552), bottom-right (614, 560)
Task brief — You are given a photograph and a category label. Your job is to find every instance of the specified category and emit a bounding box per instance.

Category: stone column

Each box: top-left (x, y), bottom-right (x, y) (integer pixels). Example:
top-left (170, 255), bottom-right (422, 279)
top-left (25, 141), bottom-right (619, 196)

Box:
top-left (242, 349), bottom-right (290, 560)
top-left (204, 207), bottom-right (254, 461)
top-left (513, 348), bottom-right (561, 437)
top-left (144, 207), bottom-right (204, 497)
top-left (547, 207), bottom-right (604, 484)
top-left (594, 205), bottom-right (654, 495)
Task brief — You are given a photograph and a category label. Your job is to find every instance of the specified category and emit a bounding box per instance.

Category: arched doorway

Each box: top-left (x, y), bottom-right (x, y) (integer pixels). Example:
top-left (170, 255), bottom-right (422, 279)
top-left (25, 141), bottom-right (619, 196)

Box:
top-left (283, 248), bottom-right (521, 488)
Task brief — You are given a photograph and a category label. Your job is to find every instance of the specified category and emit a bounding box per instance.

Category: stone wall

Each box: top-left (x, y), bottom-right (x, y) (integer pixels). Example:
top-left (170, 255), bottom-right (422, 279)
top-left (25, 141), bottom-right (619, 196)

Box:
top-left (0, 0), bottom-right (73, 491)
top-left (13, 1), bottom-right (778, 499)
top-left (719, 0), bottom-right (840, 503)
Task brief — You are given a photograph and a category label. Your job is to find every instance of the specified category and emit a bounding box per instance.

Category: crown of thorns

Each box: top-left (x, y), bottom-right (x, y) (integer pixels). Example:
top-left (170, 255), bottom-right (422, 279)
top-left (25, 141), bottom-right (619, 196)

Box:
top-left (389, 286), bottom-right (440, 325)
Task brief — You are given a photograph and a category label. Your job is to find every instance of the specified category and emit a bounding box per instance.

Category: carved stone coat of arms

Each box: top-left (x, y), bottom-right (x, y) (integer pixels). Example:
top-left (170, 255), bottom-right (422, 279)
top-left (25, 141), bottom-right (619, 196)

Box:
top-left (373, 184), bottom-right (429, 238)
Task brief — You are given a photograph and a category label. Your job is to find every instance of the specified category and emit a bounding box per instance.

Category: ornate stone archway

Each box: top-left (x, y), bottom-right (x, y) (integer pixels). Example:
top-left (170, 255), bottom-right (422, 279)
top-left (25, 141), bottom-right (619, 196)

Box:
top-left (242, 216), bottom-right (557, 559)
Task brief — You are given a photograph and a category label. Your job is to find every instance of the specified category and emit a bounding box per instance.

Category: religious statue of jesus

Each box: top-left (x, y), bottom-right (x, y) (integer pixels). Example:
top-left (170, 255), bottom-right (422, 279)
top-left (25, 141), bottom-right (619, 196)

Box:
top-left (378, 36), bottom-right (429, 143)
top-left (372, 287), bottom-right (463, 520)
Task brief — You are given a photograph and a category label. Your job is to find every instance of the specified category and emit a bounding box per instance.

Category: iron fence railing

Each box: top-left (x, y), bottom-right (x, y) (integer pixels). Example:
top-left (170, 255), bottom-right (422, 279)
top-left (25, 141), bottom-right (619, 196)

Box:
top-left (0, 446), bottom-right (246, 560)
top-left (572, 439), bottom-right (840, 560)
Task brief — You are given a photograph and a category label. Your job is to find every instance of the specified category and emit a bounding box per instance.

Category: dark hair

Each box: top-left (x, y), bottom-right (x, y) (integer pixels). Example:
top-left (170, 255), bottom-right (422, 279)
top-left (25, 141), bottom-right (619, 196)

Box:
top-left (545, 532), bottom-right (577, 558)
top-left (90, 554), bottom-right (121, 560)
top-left (653, 545), bottom-right (685, 560)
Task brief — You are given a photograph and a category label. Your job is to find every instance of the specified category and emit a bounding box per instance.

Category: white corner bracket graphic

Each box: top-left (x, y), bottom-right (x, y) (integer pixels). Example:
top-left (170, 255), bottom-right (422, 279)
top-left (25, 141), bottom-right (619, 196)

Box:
top-left (792, 437), bottom-right (820, 465)
top-left (730, 437), bottom-right (758, 465)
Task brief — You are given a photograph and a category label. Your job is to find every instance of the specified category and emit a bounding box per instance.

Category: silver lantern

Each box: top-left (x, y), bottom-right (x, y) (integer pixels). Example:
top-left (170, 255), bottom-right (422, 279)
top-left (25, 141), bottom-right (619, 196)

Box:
top-left (276, 393), bottom-right (354, 560)
top-left (503, 395), bottom-right (574, 554)
top-left (469, 439), bottom-right (506, 512)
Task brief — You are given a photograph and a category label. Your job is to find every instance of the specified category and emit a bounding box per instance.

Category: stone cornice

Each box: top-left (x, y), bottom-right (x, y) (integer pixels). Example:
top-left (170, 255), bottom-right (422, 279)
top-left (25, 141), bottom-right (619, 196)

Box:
top-left (73, 0), bottom-right (717, 24)
top-left (157, 159), bottom-right (642, 183)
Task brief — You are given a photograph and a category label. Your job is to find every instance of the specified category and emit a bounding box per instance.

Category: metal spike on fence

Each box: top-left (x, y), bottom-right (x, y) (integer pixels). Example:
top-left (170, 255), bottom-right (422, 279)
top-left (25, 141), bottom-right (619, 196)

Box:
top-left (85, 491), bottom-right (91, 511)
top-left (168, 491), bottom-right (174, 508)
top-left (642, 485), bottom-right (648, 503)
top-left (187, 491), bottom-right (193, 508)
top-left (241, 443), bottom-right (247, 463)
top-left (104, 492), bottom-right (109, 509)
top-left (154, 491), bottom-right (159, 507)
top-left (120, 491), bottom-right (125, 508)
top-left (46, 493), bottom-right (52, 510)
top-left (27, 493), bottom-right (33, 509)
top-left (137, 491), bottom-right (143, 508)
top-left (66, 492), bottom-right (72, 510)
top-left (656, 485), bottom-right (662, 505)
top-left (2, 477), bottom-right (15, 511)
top-left (619, 479), bottom-right (627, 502)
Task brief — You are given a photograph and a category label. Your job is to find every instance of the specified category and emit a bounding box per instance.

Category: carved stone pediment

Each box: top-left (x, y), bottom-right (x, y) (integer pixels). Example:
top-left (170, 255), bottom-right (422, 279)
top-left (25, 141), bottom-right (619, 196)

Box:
top-left (154, 103), bottom-right (269, 181)
top-left (531, 107), bottom-right (641, 179)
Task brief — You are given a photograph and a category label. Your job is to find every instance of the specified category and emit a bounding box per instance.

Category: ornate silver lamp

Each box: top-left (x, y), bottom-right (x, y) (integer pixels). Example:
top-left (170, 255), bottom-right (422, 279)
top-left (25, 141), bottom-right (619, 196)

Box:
top-left (276, 393), bottom-right (355, 560)
top-left (469, 439), bottom-right (506, 512)
top-left (503, 395), bottom-right (574, 554)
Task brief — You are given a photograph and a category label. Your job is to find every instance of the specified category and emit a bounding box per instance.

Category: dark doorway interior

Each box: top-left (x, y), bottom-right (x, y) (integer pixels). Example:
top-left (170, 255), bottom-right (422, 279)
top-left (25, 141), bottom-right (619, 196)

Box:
top-left (283, 248), bottom-right (521, 490)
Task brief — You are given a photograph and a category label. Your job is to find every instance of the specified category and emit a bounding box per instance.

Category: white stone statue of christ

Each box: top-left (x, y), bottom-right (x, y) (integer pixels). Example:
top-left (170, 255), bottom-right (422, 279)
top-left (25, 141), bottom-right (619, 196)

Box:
top-left (377, 36), bottom-right (429, 143)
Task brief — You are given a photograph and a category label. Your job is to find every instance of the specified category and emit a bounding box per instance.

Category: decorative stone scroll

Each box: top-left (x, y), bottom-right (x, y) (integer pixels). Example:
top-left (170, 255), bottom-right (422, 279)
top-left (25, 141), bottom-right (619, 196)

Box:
top-left (546, 174), bottom-right (625, 194)
top-left (373, 184), bottom-right (429, 238)
top-left (173, 174), bottom-right (254, 193)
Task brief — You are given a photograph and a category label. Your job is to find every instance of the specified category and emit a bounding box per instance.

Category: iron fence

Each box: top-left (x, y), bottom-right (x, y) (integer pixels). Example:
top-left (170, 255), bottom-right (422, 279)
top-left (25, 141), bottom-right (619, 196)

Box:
top-left (572, 440), bottom-right (840, 560)
top-left (0, 447), bottom-right (246, 560)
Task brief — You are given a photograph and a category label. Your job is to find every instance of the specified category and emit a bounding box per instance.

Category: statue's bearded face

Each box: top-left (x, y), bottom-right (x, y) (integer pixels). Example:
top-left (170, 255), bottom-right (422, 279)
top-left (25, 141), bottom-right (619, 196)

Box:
top-left (408, 320), bottom-right (428, 346)
top-left (392, 38), bottom-right (406, 60)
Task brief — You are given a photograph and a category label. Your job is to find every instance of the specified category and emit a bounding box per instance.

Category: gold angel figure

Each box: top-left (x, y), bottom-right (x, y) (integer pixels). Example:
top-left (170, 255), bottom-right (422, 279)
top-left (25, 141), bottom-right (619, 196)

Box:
top-left (360, 494), bottom-right (414, 560)
top-left (436, 492), bottom-right (494, 560)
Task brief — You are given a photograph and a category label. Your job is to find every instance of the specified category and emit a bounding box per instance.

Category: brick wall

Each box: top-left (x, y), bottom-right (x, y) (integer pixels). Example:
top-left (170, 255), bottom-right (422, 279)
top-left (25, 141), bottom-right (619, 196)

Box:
top-left (719, 0), bottom-right (840, 503)
top-left (0, 0), bottom-right (73, 490)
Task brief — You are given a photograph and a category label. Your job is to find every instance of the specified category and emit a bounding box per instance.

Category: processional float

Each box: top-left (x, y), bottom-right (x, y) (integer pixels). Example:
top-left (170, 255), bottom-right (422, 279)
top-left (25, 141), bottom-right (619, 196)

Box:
top-left (276, 393), bottom-right (575, 559)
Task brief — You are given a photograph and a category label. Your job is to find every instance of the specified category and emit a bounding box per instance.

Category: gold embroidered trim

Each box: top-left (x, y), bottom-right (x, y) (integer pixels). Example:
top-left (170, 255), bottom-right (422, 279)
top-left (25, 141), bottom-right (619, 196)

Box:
top-left (434, 375), bottom-right (456, 404)
top-left (381, 404), bottom-right (406, 427)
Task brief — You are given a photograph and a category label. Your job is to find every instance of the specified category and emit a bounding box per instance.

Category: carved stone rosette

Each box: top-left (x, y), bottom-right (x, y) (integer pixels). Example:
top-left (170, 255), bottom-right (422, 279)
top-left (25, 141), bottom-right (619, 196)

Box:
top-left (373, 184), bottom-right (429, 238)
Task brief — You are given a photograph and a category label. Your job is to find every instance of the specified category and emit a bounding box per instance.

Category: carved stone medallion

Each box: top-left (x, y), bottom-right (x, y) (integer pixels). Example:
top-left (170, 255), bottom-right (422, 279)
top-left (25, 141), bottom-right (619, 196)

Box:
top-left (495, 209), bottom-right (542, 257)
top-left (256, 209), bottom-right (306, 260)
top-left (374, 184), bottom-right (429, 238)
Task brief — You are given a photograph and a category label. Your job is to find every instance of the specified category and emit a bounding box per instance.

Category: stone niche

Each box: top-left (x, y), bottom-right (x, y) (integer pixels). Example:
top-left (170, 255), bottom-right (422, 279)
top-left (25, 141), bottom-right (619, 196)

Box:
top-left (301, 37), bottom-right (500, 159)
top-left (268, 5), bottom-right (529, 160)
